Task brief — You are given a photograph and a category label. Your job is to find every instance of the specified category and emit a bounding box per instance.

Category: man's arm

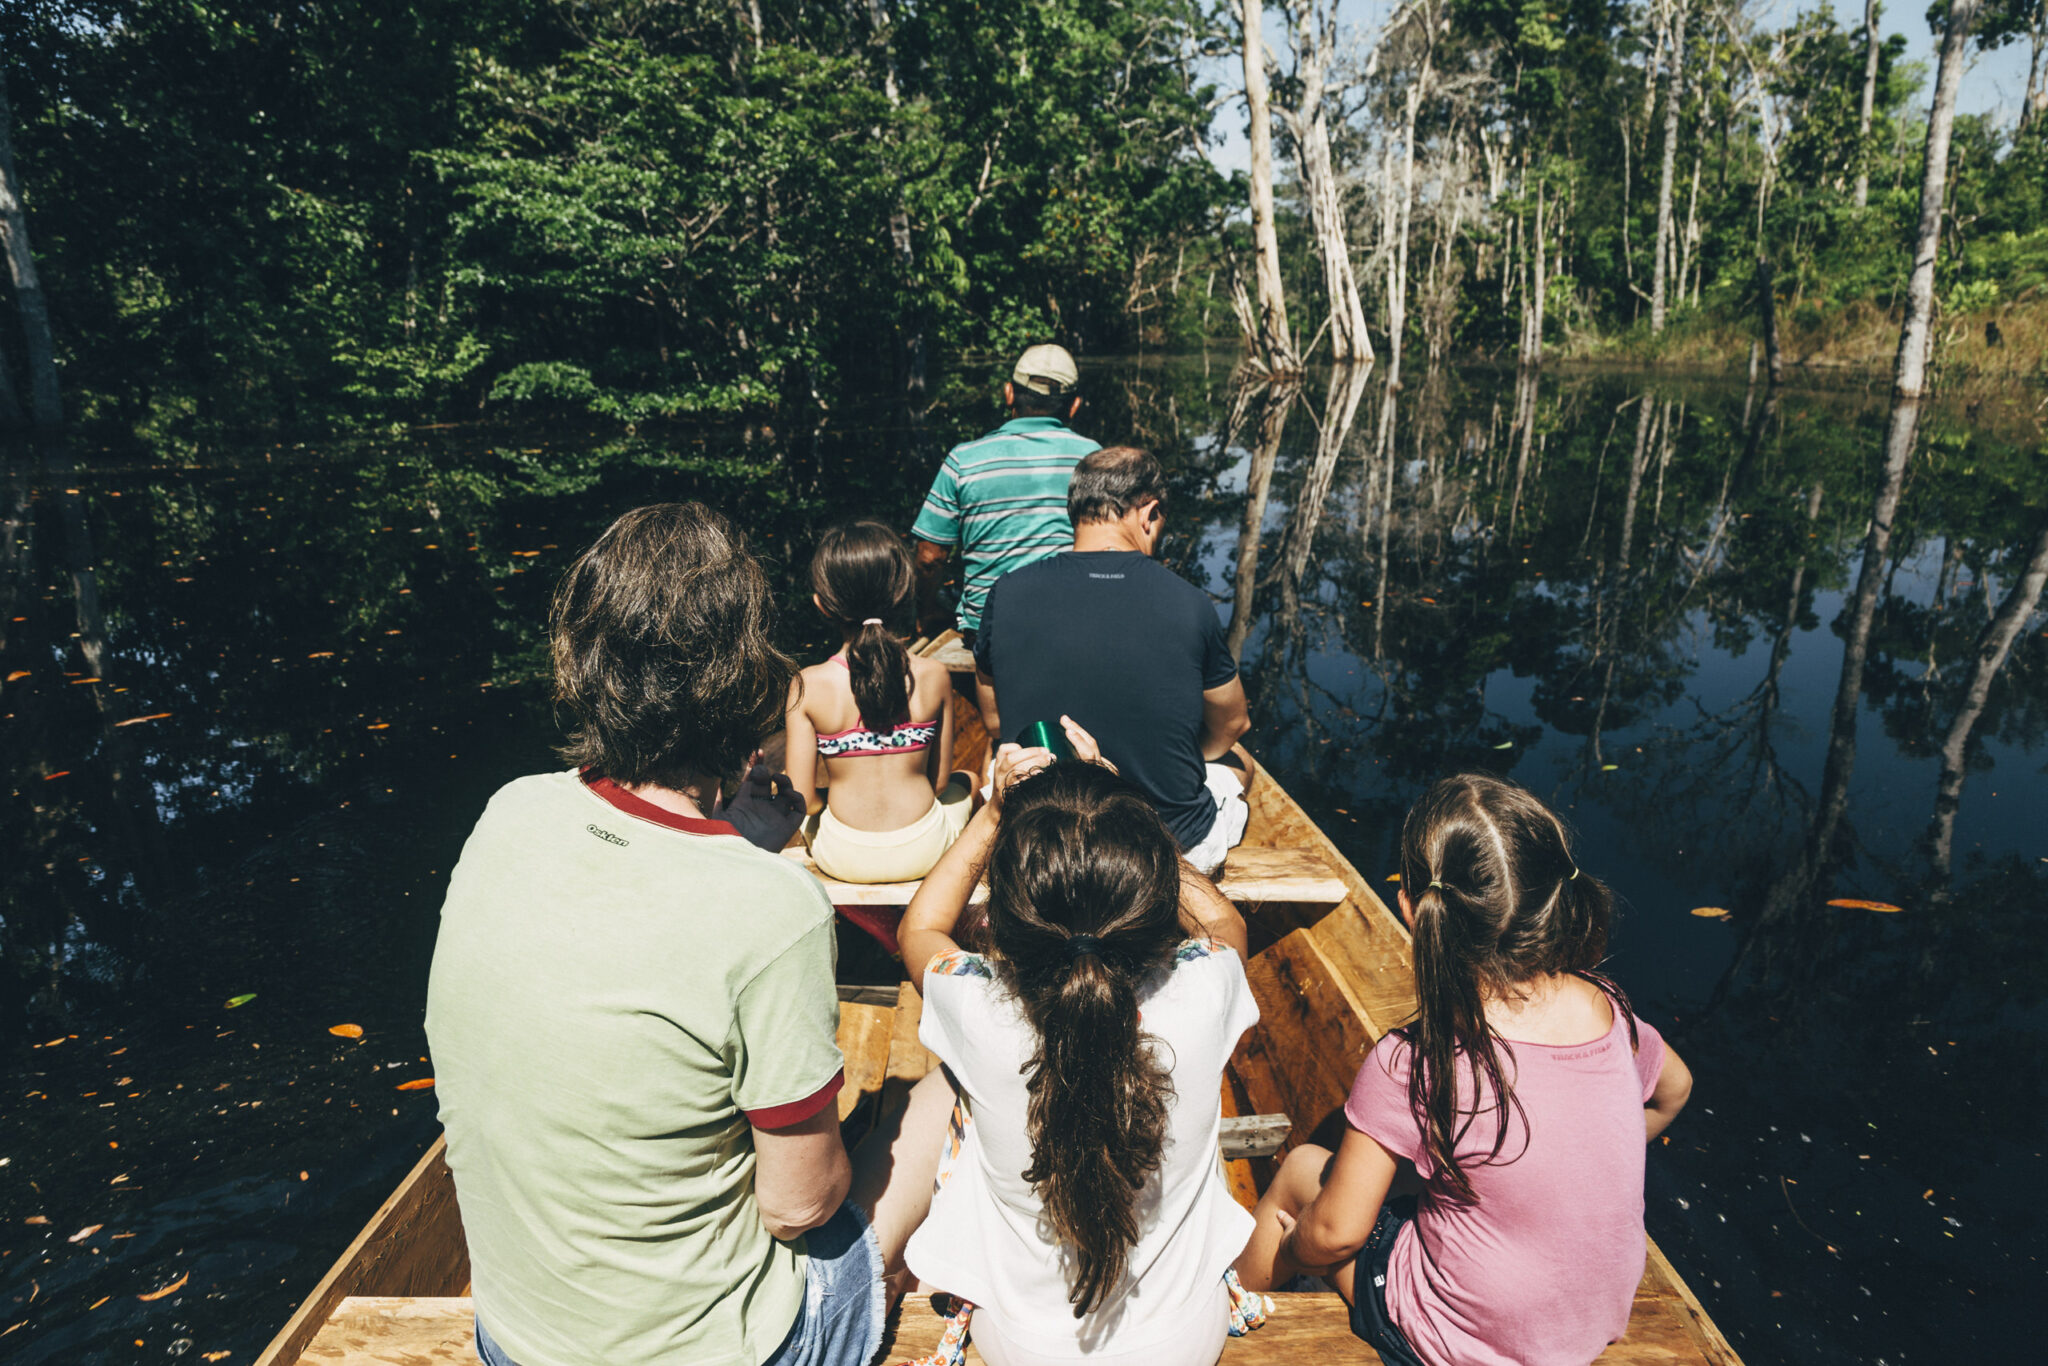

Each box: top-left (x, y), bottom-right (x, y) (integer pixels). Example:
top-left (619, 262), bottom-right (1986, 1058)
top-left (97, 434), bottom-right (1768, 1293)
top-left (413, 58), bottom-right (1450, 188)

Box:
top-left (1198, 676), bottom-right (1252, 761)
top-left (751, 1106), bottom-right (852, 1242)
top-left (914, 537), bottom-right (953, 638)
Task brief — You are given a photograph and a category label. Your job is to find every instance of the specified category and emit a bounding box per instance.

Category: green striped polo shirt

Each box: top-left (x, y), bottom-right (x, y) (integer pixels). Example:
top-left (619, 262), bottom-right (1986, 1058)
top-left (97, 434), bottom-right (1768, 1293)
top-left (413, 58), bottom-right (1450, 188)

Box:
top-left (911, 416), bottom-right (1100, 632)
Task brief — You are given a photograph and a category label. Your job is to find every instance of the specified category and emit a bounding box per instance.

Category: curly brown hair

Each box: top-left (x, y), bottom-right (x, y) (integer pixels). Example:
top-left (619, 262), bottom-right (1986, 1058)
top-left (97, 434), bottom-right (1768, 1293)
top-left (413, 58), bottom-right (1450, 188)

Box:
top-left (550, 503), bottom-right (795, 790)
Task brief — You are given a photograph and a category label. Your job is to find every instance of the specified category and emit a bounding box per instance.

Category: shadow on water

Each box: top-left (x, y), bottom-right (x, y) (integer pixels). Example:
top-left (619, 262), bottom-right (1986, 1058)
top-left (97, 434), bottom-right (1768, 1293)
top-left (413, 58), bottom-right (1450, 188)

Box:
top-left (2, 357), bottom-right (2045, 1363)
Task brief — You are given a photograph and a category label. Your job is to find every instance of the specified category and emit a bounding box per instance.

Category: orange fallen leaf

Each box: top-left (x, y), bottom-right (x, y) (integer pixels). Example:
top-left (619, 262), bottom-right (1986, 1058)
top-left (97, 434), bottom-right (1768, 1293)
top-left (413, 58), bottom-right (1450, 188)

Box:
top-left (114, 713), bottom-right (173, 727)
top-left (1420, 597), bottom-right (1438, 604)
top-left (138, 1271), bottom-right (189, 1301)
top-left (1385, 873), bottom-right (1402, 883)
top-left (1924, 1188), bottom-right (1935, 1199)
top-left (1826, 898), bottom-right (1903, 913)
top-left (396, 1078), bottom-right (435, 1091)
top-left (328, 1023), bottom-right (364, 1039)
top-left (43, 771), bottom-right (70, 780)
top-left (67, 1224), bottom-right (103, 1244)
top-left (366, 722), bottom-right (391, 731)
top-left (68, 677), bottom-right (103, 685)
top-left (89, 1296), bottom-right (110, 1310)
top-left (5, 670), bottom-right (27, 681)
top-left (203, 1353), bottom-right (231, 1362)
top-left (306, 651), bottom-right (335, 659)
top-left (1690, 907), bottom-right (1733, 920)
top-left (25, 1215), bottom-right (49, 1225)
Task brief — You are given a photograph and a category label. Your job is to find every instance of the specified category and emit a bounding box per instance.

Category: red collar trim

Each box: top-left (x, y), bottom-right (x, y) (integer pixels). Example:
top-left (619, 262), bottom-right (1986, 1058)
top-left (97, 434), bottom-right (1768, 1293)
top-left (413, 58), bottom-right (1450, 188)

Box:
top-left (583, 773), bottom-right (743, 838)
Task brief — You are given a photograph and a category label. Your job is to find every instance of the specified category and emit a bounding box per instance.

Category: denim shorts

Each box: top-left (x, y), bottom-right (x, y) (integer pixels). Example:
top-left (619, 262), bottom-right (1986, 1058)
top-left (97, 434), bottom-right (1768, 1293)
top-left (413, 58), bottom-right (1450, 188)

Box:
top-left (1349, 1196), bottom-right (1428, 1366)
top-left (474, 1201), bottom-right (885, 1366)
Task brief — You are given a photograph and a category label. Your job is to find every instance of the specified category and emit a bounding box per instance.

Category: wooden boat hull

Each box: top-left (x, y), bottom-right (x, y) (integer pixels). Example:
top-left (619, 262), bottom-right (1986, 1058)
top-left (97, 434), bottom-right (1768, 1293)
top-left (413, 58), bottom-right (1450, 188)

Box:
top-left (258, 637), bottom-right (1741, 1365)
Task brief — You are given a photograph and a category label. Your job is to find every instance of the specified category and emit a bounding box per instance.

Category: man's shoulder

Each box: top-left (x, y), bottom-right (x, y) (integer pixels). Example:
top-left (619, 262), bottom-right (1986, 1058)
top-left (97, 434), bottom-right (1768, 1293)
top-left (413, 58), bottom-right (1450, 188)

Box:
top-left (947, 422), bottom-right (1096, 461)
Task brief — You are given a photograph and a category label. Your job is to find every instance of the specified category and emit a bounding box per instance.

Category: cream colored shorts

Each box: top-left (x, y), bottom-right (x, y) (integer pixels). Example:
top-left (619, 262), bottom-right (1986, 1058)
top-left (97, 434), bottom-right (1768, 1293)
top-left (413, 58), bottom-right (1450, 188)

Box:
top-left (806, 777), bottom-right (973, 884)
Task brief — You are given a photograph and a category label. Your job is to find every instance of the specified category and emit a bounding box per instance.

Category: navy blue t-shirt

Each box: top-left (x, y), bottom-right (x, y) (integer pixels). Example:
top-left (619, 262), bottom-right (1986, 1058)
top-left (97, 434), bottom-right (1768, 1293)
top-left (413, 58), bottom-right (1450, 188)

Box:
top-left (974, 550), bottom-right (1239, 850)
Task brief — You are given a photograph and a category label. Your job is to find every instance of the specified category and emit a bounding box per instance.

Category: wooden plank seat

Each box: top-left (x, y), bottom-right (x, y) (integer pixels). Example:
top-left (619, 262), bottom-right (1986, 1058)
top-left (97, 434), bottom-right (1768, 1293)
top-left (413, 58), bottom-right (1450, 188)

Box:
top-left (796, 845), bottom-right (1351, 956)
top-left (295, 1272), bottom-right (1716, 1366)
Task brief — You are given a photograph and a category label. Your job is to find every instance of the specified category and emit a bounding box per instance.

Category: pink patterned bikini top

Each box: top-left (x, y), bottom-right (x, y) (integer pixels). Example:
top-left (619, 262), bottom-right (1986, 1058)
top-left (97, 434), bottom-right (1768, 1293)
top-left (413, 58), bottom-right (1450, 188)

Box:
top-left (815, 655), bottom-right (939, 758)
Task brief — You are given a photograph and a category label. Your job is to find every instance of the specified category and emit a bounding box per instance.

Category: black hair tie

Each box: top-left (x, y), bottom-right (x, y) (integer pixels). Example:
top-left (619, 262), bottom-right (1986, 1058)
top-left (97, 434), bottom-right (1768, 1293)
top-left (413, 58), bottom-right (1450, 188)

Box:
top-left (1065, 934), bottom-right (1103, 961)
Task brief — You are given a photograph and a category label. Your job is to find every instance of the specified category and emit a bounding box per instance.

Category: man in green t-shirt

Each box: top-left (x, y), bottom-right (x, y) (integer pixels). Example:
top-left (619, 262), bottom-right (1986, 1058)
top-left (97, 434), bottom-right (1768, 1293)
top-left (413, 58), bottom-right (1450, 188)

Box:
top-left (912, 343), bottom-right (1100, 645)
top-left (427, 503), bottom-right (950, 1366)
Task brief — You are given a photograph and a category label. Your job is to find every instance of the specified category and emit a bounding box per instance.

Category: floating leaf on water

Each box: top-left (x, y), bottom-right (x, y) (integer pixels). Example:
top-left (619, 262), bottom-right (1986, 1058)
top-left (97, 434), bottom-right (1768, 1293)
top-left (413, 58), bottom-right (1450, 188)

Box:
top-left (1385, 873), bottom-right (1402, 883)
top-left (225, 994), bottom-right (257, 1008)
top-left (68, 1224), bottom-right (103, 1244)
top-left (366, 722), bottom-right (391, 731)
top-left (114, 713), bottom-right (173, 728)
top-left (203, 1353), bottom-right (231, 1363)
top-left (25, 1215), bottom-right (49, 1225)
top-left (1923, 1189), bottom-right (1935, 1200)
top-left (1493, 740), bottom-right (1514, 749)
top-left (1420, 597), bottom-right (1438, 605)
top-left (328, 1024), bottom-right (364, 1039)
top-left (306, 651), bottom-right (335, 659)
top-left (137, 1271), bottom-right (189, 1301)
top-left (1689, 907), bottom-right (1733, 920)
top-left (396, 1077), bottom-right (435, 1091)
top-left (1826, 898), bottom-right (1903, 913)
top-left (5, 670), bottom-right (28, 681)
top-left (1601, 764), bottom-right (1620, 771)
top-left (89, 1296), bottom-right (110, 1310)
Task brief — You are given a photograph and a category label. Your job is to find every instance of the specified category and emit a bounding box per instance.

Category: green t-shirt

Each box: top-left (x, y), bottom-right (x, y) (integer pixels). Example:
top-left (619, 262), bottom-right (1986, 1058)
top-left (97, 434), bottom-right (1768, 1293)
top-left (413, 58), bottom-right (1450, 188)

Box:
top-left (911, 416), bottom-right (1100, 631)
top-left (424, 770), bottom-right (845, 1366)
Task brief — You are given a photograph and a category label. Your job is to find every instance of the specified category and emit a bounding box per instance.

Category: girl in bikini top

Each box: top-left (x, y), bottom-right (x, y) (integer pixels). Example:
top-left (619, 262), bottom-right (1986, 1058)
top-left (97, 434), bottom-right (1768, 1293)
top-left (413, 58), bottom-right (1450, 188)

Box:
top-left (784, 520), bottom-right (959, 840)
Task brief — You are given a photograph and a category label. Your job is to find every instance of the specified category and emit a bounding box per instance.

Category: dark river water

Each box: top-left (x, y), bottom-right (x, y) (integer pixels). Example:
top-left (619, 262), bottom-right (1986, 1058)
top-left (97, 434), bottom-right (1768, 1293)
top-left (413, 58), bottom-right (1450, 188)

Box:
top-left (3, 356), bottom-right (2044, 1364)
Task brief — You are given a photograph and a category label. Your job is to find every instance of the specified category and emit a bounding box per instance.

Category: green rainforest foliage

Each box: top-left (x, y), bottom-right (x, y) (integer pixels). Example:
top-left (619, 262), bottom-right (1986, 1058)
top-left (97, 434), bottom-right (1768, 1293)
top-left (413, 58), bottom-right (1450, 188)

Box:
top-left (1, 0), bottom-right (2045, 436)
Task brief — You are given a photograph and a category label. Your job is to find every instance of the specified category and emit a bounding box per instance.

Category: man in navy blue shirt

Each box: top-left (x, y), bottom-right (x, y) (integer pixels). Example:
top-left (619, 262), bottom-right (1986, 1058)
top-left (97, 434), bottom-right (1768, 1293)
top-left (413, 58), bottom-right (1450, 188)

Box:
top-left (973, 446), bottom-right (1253, 873)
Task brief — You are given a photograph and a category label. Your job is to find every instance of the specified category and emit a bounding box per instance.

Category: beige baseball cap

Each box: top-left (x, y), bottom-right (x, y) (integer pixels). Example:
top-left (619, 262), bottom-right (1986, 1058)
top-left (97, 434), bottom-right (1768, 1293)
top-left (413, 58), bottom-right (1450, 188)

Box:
top-left (1011, 343), bottom-right (1080, 395)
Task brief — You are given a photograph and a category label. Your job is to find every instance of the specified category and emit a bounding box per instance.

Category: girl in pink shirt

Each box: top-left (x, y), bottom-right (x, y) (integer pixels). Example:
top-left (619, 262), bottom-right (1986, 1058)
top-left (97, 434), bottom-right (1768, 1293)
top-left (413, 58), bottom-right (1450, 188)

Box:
top-left (1233, 773), bottom-right (1693, 1366)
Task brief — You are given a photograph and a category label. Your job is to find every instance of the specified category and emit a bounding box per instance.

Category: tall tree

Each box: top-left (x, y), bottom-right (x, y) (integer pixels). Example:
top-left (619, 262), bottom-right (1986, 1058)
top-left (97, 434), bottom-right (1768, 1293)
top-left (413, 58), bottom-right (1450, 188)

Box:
top-left (1855, 0), bottom-right (1882, 206)
top-left (1892, 0), bottom-right (1980, 400)
top-left (0, 69), bottom-right (61, 427)
top-left (1241, 0), bottom-right (1300, 372)
top-left (1650, 0), bottom-right (1690, 332)
top-left (1279, 0), bottom-right (1373, 363)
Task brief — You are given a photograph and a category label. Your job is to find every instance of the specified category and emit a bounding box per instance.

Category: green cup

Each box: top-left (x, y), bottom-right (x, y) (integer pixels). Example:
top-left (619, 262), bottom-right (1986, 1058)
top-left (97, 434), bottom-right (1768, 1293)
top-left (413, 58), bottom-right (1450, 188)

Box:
top-left (1015, 719), bottom-right (1075, 762)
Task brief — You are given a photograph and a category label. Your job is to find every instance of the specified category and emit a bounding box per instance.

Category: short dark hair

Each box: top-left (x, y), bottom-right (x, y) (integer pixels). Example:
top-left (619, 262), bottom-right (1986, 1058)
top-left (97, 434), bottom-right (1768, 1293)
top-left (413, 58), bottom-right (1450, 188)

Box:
top-left (1011, 385), bottom-right (1078, 418)
top-left (1068, 446), bottom-right (1167, 526)
top-left (550, 503), bottom-right (794, 789)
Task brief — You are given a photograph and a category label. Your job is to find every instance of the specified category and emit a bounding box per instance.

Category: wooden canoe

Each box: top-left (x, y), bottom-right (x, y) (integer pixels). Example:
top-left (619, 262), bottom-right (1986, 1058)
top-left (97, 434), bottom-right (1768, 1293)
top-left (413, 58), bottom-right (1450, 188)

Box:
top-left (255, 633), bottom-right (1742, 1366)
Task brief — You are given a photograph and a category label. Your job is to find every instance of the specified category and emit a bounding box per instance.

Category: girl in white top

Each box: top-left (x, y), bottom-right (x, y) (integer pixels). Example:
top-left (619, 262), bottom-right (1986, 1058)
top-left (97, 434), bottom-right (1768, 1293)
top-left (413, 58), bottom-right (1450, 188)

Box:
top-left (899, 721), bottom-right (1260, 1366)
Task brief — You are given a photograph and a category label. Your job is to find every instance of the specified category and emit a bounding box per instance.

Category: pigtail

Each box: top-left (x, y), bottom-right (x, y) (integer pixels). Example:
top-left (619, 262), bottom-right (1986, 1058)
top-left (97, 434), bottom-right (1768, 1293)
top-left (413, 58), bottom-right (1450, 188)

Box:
top-left (809, 519), bottom-right (915, 728)
top-left (846, 617), bottom-right (911, 731)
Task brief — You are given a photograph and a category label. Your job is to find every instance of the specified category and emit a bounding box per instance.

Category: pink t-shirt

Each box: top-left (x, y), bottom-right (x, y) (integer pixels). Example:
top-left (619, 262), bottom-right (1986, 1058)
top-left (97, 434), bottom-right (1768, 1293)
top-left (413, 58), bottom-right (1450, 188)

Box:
top-left (1345, 1002), bottom-right (1665, 1366)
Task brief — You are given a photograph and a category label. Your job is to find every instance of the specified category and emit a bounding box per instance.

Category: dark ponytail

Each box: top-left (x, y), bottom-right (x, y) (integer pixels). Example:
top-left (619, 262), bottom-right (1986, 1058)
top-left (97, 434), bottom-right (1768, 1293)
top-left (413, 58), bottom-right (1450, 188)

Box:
top-left (984, 764), bottom-right (1185, 1315)
top-left (809, 520), bottom-right (914, 729)
top-left (1397, 773), bottom-right (1632, 1204)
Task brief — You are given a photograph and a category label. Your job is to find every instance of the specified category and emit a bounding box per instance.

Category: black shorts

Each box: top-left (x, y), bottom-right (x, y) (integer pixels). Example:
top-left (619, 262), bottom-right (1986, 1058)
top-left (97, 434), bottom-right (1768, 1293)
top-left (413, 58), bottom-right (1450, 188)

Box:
top-left (1349, 1197), bottom-right (1428, 1366)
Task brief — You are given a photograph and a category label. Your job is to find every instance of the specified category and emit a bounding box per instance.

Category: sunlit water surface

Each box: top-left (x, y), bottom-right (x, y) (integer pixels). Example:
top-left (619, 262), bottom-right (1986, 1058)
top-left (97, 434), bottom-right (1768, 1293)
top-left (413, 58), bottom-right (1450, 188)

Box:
top-left (3, 356), bottom-right (2044, 1364)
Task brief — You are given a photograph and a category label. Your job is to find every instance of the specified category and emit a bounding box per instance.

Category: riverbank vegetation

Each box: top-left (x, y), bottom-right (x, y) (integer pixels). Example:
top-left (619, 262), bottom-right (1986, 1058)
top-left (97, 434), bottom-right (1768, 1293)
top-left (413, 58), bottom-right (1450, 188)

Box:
top-left (1, 0), bottom-right (2045, 436)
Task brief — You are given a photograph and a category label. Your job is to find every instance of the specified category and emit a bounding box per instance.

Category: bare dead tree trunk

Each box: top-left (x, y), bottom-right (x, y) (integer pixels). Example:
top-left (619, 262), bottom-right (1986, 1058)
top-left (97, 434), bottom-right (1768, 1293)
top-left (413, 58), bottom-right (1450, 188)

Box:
top-left (0, 71), bottom-right (62, 429)
top-left (1282, 0), bottom-right (1371, 364)
top-left (1386, 13), bottom-right (1437, 376)
top-left (1649, 0), bottom-right (1688, 332)
top-left (1894, 0), bottom-right (1981, 399)
top-left (1758, 256), bottom-right (1783, 384)
top-left (1242, 0), bottom-right (1300, 372)
top-left (1680, 149), bottom-right (1702, 304)
top-left (1855, 0), bottom-right (1882, 206)
top-left (1521, 179), bottom-right (1548, 366)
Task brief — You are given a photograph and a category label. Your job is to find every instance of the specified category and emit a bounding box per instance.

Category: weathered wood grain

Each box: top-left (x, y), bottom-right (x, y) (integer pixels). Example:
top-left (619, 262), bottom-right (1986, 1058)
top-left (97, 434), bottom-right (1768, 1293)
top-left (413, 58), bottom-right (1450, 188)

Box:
top-left (253, 1142), bottom-right (469, 1365)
